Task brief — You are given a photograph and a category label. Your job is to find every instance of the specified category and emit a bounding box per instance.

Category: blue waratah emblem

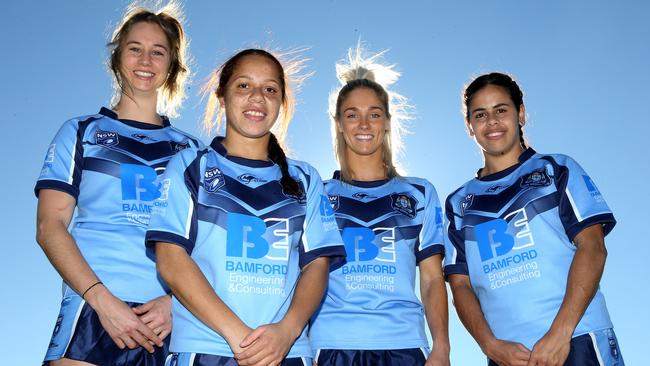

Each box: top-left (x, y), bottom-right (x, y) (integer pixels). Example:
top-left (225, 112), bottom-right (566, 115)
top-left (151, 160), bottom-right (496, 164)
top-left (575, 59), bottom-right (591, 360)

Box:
top-left (390, 193), bottom-right (418, 218)
top-left (204, 167), bottom-right (225, 193)
top-left (96, 130), bottom-right (119, 146)
top-left (521, 168), bottom-right (551, 187)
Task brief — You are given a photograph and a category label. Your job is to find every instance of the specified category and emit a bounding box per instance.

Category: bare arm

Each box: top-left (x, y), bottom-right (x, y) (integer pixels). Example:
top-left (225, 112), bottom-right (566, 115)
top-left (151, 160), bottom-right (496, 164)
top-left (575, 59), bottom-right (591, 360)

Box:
top-left (527, 224), bottom-right (607, 366)
top-left (236, 256), bottom-right (330, 366)
top-left (419, 255), bottom-right (450, 366)
top-left (155, 242), bottom-right (251, 353)
top-left (36, 189), bottom-right (161, 351)
top-left (449, 274), bottom-right (530, 366)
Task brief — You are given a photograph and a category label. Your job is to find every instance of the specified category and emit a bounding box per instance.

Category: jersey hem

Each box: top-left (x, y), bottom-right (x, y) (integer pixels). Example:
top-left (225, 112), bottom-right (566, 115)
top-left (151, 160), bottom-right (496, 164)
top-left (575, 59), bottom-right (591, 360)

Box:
top-left (35, 180), bottom-right (79, 200)
top-left (145, 230), bottom-right (193, 254)
top-left (416, 243), bottom-right (444, 264)
top-left (566, 213), bottom-right (616, 242)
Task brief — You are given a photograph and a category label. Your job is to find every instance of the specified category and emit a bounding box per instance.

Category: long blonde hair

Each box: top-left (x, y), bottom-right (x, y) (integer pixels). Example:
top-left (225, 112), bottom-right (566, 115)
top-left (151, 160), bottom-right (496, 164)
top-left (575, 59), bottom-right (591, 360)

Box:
top-left (329, 43), bottom-right (413, 182)
top-left (108, 1), bottom-right (189, 118)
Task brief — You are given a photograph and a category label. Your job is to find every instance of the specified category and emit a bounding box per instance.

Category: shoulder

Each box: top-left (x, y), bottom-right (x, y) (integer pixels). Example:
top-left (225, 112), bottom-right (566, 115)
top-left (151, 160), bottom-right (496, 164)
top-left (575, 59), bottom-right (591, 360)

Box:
top-left (166, 126), bottom-right (206, 150)
top-left (401, 176), bottom-right (437, 193)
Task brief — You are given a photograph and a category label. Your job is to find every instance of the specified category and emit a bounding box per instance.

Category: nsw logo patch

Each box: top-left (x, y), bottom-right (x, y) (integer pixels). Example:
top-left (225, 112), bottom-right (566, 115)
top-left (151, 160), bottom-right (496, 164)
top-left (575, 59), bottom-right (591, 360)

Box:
top-left (521, 168), bottom-right (551, 187)
top-left (460, 193), bottom-right (474, 216)
top-left (96, 130), bottom-right (119, 147)
top-left (390, 193), bottom-right (418, 218)
top-left (328, 195), bottom-right (340, 211)
top-left (204, 166), bottom-right (225, 193)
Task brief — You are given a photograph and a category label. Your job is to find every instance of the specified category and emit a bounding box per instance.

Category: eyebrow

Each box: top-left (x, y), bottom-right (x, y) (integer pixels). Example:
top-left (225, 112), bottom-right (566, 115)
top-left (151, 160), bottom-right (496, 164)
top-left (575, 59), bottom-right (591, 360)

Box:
top-left (232, 75), bottom-right (281, 84)
top-left (343, 106), bottom-right (384, 113)
top-left (125, 40), bottom-right (169, 52)
top-left (470, 103), bottom-right (511, 115)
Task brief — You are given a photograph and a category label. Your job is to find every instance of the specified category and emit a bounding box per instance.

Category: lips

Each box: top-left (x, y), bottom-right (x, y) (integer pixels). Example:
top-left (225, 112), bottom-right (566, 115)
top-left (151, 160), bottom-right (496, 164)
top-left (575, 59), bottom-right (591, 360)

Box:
top-left (354, 134), bottom-right (373, 140)
top-left (243, 109), bottom-right (267, 122)
top-left (485, 130), bottom-right (505, 139)
top-left (134, 70), bottom-right (155, 79)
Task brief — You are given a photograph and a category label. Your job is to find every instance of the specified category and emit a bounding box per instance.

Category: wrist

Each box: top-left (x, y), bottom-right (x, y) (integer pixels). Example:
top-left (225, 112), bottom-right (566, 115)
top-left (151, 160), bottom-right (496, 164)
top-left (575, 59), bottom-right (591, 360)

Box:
top-left (279, 317), bottom-right (303, 340)
top-left (548, 322), bottom-right (575, 342)
top-left (480, 337), bottom-right (500, 358)
top-left (83, 283), bottom-right (110, 309)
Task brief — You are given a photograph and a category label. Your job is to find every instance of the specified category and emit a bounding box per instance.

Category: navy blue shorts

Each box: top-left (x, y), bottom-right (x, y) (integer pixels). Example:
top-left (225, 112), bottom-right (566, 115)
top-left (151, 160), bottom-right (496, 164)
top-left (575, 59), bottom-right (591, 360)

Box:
top-left (315, 348), bottom-right (428, 366)
top-left (488, 328), bottom-right (624, 366)
top-left (43, 295), bottom-right (170, 366)
top-left (166, 352), bottom-right (310, 366)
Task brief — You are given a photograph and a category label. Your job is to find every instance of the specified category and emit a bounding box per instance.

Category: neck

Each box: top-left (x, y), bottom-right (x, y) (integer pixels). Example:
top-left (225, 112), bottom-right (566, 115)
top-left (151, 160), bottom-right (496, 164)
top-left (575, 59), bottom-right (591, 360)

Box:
top-left (222, 132), bottom-right (270, 161)
top-left (344, 150), bottom-right (387, 182)
top-left (480, 145), bottom-right (525, 177)
top-left (113, 91), bottom-right (162, 126)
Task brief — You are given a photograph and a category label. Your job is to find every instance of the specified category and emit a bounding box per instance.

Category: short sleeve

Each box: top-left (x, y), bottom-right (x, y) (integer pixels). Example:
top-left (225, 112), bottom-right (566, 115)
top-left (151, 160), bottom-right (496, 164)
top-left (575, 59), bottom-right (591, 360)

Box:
top-left (145, 148), bottom-right (201, 253)
top-left (415, 182), bottom-right (445, 264)
top-left (295, 164), bottom-right (347, 271)
top-left (34, 119), bottom-right (86, 199)
top-left (443, 195), bottom-right (469, 279)
top-left (552, 156), bottom-right (616, 242)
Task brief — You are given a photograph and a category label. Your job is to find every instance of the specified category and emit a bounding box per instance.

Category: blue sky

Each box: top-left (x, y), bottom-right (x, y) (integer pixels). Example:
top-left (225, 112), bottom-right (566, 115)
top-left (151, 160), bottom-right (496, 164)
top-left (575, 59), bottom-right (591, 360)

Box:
top-left (2, 0), bottom-right (648, 363)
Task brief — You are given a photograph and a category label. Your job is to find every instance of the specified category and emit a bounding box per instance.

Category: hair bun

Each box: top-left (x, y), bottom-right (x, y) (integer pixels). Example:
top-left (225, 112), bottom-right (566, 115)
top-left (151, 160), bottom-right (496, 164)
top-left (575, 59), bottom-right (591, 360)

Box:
top-left (335, 43), bottom-right (400, 87)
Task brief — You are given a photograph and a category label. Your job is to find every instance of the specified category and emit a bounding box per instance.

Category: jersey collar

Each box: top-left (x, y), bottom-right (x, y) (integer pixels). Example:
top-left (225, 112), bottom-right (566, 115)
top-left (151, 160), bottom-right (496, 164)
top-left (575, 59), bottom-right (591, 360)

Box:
top-left (331, 170), bottom-right (391, 188)
top-left (476, 147), bottom-right (537, 181)
top-left (210, 136), bottom-right (275, 168)
top-left (99, 107), bottom-right (171, 129)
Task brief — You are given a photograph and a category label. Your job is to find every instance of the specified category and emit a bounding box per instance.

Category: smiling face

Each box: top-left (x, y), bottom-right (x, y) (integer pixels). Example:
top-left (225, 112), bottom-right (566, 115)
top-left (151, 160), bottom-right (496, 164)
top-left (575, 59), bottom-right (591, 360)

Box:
top-left (118, 21), bottom-right (171, 98)
top-left (218, 54), bottom-right (283, 142)
top-left (337, 87), bottom-right (389, 161)
top-left (466, 84), bottom-right (526, 161)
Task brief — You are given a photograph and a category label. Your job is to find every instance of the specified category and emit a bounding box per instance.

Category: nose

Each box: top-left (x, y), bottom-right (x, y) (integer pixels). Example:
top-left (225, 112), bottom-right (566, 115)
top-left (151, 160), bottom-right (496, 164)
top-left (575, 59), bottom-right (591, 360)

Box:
top-left (139, 52), bottom-right (152, 66)
top-left (359, 116), bottom-right (371, 129)
top-left (248, 87), bottom-right (265, 103)
top-left (487, 112), bottom-right (499, 126)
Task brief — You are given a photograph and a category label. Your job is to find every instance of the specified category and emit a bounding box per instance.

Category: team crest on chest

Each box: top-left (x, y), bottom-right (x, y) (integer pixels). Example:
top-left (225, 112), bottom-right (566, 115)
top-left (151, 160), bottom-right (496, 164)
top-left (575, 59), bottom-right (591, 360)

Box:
top-left (390, 193), bottom-right (418, 218)
top-left (460, 193), bottom-right (474, 216)
top-left (328, 195), bottom-right (340, 211)
top-left (521, 168), bottom-right (551, 187)
top-left (95, 130), bottom-right (119, 147)
top-left (204, 166), bottom-right (225, 193)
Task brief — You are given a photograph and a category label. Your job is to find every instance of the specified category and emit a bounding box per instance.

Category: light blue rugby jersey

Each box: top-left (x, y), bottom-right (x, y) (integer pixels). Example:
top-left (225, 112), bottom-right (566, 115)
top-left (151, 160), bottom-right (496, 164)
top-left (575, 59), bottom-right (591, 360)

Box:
top-left (444, 148), bottom-right (616, 350)
top-left (145, 137), bottom-right (346, 358)
top-left (35, 107), bottom-right (203, 302)
top-left (309, 173), bottom-right (445, 350)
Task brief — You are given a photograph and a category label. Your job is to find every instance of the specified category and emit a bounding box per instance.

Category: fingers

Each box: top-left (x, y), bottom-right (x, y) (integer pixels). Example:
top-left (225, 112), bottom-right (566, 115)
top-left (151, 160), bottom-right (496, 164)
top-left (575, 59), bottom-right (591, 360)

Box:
top-left (132, 301), bottom-right (154, 315)
top-left (240, 327), bottom-right (266, 348)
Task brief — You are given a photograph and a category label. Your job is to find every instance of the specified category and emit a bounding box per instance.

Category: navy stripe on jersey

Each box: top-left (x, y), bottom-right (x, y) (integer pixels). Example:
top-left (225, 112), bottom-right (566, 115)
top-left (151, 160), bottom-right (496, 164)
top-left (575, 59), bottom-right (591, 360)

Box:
top-left (334, 196), bottom-right (424, 223)
top-left (300, 245), bottom-right (347, 271)
top-left (86, 134), bottom-right (185, 162)
top-left (544, 155), bottom-right (616, 240)
top-left (34, 116), bottom-right (97, 199)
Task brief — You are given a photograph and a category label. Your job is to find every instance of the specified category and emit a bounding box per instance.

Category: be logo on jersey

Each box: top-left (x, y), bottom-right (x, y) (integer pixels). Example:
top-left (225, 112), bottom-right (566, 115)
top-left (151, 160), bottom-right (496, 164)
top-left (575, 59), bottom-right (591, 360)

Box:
top-left (120, 164), bottom-right (170, 224)
top-left (225, 212), bottom-right (290, 276)
top-left (341, 226), bottom-right (397, 275)
top-left (473, 207), bottom-right (538, 275)
top-left (390, 193), bottom-right (417, 218)
top-left (96, 130), bottom-right (119, 147)
top-left (204, 166), bottom-right (225, 193)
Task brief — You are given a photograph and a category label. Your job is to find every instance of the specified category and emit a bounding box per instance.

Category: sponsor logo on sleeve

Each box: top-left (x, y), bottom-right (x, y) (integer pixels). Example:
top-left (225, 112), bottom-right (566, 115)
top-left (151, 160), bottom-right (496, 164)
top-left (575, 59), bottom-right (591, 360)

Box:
top-left (390, 193), bottom-right (418, 218)
top-left (582, 175), bottom-right (604, 202)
